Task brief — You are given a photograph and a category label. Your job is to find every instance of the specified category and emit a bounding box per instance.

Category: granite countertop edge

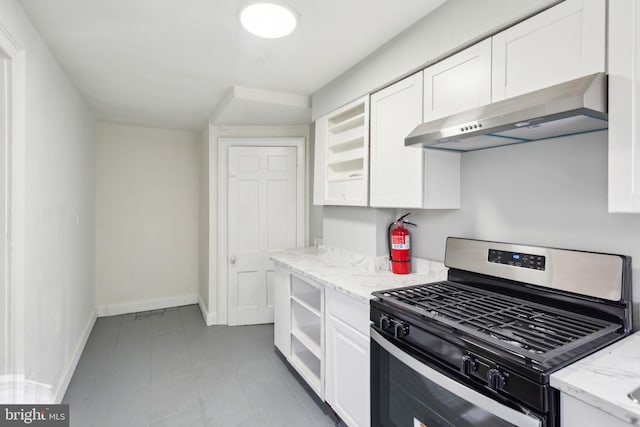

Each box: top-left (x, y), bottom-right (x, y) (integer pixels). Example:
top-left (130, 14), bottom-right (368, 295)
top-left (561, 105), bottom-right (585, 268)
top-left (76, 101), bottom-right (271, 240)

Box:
top-left (270, 247), bottom-right (448, 302)
top-left (550, 332), bottom-right (640, 425)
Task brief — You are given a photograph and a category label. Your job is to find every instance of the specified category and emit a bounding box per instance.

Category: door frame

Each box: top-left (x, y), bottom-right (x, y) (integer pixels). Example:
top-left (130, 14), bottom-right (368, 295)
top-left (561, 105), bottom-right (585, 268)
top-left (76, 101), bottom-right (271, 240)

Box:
top-left (0, 24), bottom-right (26, 403)
top-left (217, 137), bottom-right (305, 325)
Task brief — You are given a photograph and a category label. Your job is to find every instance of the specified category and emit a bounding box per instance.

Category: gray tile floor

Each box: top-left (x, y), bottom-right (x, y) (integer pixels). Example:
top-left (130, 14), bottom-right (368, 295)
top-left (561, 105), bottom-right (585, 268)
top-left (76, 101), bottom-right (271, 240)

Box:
top-left (64, 305), bottom-right (341, 426)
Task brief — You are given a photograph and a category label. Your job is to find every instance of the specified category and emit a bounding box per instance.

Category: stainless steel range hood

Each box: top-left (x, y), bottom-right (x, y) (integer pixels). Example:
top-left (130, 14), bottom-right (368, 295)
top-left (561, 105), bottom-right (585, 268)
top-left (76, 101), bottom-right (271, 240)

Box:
top-left (405, 73), bottom-right (607, 152)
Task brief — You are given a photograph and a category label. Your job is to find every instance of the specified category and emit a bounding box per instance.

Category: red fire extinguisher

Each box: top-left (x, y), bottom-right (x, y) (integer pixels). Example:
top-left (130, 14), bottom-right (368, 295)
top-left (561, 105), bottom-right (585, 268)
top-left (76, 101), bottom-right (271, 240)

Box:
top-left (388, 213), bottom-right (417, 275)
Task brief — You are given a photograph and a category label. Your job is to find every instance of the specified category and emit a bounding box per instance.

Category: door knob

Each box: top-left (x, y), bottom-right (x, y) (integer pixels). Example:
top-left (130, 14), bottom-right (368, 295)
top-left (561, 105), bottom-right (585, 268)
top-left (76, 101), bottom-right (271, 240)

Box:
top-left (230, 255), bottom-right (237, 265)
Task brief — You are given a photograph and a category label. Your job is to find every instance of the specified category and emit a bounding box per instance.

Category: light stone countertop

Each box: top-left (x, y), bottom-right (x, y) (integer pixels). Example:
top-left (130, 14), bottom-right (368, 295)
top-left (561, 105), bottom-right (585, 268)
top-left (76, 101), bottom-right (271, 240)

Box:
top-left (550, 331), bottom-right (640, 425)
top-left (270, 247), bottom-right (448, 302)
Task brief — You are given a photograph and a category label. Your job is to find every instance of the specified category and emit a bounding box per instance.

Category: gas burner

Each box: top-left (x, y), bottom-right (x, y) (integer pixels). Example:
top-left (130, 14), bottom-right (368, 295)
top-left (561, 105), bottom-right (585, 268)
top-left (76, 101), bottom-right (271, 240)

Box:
top-left (377, 280), bottom-right (622, 363)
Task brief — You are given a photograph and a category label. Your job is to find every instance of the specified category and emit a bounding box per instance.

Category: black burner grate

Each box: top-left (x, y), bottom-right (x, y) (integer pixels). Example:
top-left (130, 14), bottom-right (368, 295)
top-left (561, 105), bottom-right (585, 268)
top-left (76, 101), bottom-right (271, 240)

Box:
top-left (378, 281), bottom-right (620, 363)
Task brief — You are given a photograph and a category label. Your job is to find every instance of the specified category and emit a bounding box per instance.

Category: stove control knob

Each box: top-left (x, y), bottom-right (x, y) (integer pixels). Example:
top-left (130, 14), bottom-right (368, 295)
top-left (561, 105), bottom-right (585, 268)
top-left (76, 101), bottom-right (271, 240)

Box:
top-left (379, 314), bottom-right (391, 330)
top-left (487, 369), bottom-right (507, 390)
top-left (460, 355), bottom-right (478, 376)
top-left (394, 321), bottom-right (410, 338)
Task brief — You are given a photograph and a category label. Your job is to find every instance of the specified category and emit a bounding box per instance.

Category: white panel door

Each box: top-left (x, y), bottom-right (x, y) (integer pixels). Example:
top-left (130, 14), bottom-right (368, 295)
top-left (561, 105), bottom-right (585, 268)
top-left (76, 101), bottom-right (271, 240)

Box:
top-left (228, 146), bottom-right (297, 325)
top-left (492, 0), bottom-right (606, 101)
top-left (423, 38), bottom-right (492, 121)
top-left (370, 72), bottom-right (424, 208)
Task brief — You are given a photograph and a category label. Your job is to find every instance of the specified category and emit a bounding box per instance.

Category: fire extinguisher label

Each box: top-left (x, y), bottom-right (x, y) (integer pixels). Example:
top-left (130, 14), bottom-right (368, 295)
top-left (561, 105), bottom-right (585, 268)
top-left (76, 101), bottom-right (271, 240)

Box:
top-left (391, 235), bottom-right (410, 250)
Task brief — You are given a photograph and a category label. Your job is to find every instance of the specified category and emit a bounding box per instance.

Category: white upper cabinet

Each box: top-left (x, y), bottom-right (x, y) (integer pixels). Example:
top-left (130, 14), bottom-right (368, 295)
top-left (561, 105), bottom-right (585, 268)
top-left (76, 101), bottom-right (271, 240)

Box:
top-left (491, 0), bottom-right (606, 102)
top-left (608, 0), bottom-right (640, 212)
top-left (423, 38), bottom-right (492, 122)
top-left (370, 73), bottom-right (460, 209)
top-left (313, 96), bottom-right (369, 206)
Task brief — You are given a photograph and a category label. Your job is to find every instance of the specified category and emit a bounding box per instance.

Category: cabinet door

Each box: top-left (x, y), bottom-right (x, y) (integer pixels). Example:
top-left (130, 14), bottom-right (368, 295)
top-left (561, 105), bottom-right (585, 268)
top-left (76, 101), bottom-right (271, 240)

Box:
top-left (326, 313), bottom-right (370, 427)
top-left (370, 73), bottom-right (461, 209)
top-left (608, 0), bottom-right (640, 212)
top-left (273, 268), bottom-right (291, 356)
top-left (492, 0), bottom-right (606, 102)
top-left (370, 73), bottom-right (424, 208)
top-left (423, 39), bottom-right (491, 122)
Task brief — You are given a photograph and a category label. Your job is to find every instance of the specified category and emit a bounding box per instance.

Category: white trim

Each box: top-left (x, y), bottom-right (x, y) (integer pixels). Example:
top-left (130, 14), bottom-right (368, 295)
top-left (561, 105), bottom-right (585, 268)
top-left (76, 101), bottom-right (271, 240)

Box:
top-left (96, 294), bottom-right (198, 317)
top-left (217, 137), bottom-right (306, 325)
top-left (0, 23), bottom-right (26, 403)
top-left (22, 379), bottom-right (55, 404)
top-left (0, 376), bottom-right (55, 404)
top-left (52, 309), bottom-right (96, 403)
top-left (198, 296), bottom-right (217, 326)
top-left (0, 374), bottom-right (18, 403)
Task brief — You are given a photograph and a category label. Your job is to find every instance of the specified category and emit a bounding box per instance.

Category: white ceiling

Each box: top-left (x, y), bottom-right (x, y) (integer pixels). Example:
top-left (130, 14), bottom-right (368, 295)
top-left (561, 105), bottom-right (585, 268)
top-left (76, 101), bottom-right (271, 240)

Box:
top-left (18, 0), bottom-right (446, 131)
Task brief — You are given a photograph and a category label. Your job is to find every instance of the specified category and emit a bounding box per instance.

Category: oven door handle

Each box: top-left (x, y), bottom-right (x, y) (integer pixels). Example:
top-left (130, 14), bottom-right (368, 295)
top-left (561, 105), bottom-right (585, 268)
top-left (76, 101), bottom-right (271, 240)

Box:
top-left (371, 328), bottom-right (542, 427)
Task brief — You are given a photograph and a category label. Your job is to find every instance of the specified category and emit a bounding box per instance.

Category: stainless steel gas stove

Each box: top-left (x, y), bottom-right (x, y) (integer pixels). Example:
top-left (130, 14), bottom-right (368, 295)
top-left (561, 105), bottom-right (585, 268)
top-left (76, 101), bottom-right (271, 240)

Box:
top-left (370, 237), bottom-right (632, 427)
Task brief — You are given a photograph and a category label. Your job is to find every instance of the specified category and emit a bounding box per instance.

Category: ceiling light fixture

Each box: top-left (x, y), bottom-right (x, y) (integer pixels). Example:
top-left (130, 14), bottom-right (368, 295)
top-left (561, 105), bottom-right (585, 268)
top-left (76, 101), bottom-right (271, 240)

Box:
top-left (240, 3), bottom-right (297, 39)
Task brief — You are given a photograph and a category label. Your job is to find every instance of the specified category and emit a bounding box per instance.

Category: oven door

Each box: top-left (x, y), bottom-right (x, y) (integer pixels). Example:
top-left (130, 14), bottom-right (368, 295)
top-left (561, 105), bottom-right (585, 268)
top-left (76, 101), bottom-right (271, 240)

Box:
top-left (371, 328), bottom-right (543, 427)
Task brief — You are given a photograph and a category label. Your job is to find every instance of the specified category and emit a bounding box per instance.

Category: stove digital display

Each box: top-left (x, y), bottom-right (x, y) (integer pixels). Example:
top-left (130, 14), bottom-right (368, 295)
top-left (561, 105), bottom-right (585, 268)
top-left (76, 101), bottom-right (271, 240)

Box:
top-left (488, 249), bottom-right (545, 270)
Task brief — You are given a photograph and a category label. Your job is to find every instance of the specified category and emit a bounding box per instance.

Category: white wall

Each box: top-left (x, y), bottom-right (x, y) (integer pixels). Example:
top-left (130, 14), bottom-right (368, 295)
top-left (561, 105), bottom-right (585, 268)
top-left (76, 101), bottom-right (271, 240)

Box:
top-left (95, 123), bottom-right (200, 315)
top-left (0, 0), bottom-right (96, 403)
top-left (323, 206), bottom-right (394, 257)
top-left (312, 0), bottom-right (559, 118)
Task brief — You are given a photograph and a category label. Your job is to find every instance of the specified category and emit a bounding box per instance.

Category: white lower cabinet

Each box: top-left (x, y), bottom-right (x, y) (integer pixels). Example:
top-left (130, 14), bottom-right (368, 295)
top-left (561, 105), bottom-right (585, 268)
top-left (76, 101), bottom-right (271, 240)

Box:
top-left (274, 267), bottom-right (324, 398)
top-left (560, 393), bottom-right (629, 427)
top-left (274, 266), bottom-right (371, 426)
top-left (273, 268), bottom-right (291, 357)
top-left (325, 287), bottom-right (370, 427)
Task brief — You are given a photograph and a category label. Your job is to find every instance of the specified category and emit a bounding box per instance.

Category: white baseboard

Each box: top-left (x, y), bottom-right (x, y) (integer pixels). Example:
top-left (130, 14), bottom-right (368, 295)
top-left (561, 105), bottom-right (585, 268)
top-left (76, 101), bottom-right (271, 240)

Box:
top-left (23, 379), bottom-right (55, 404)
top-left (198, 296), bottom-right (217, 326)
top-left (0, 374), bottom-right (21, 403)
top-left (53, 308), bottom-right (97, 403)
top-left (96, 294), bottom-right (198, 317)
top-left (0, 309), bottom-right (97, 404)
top-left (0, 375), bottom-right (55, 404)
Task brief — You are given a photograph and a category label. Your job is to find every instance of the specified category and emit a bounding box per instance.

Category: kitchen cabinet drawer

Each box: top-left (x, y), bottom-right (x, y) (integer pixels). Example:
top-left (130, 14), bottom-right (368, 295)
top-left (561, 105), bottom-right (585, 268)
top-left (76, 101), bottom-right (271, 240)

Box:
top-left (491, 0), bottom-right (605, 102)
top-left (313, 96), bottom-right (369, 206)
top-left (325, 287), bottom-right (369, 337)
top-left (370, 72), bottom-right (460, 209)
top-left (423, 38), bottom-right (492, 122)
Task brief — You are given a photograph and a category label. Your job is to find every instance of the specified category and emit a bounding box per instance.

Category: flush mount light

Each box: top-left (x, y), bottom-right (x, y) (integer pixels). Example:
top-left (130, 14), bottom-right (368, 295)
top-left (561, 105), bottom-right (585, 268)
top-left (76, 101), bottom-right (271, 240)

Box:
top-left (240, 3), bottom-right (297, 39)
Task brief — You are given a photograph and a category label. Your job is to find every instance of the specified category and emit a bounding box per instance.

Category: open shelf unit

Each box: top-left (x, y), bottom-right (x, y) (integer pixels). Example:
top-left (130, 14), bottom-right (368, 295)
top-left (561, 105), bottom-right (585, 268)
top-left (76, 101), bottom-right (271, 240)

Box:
top-left (291, 300), bottom-right (321, 358)
top-left (326, 101), bottom-right (368, 185)
top-left (290, 335), bottom-right (322, 395)
top-left (289, 274), bottom-right (324, 398)
top-left (314, 95), bottom-right (370, 206)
